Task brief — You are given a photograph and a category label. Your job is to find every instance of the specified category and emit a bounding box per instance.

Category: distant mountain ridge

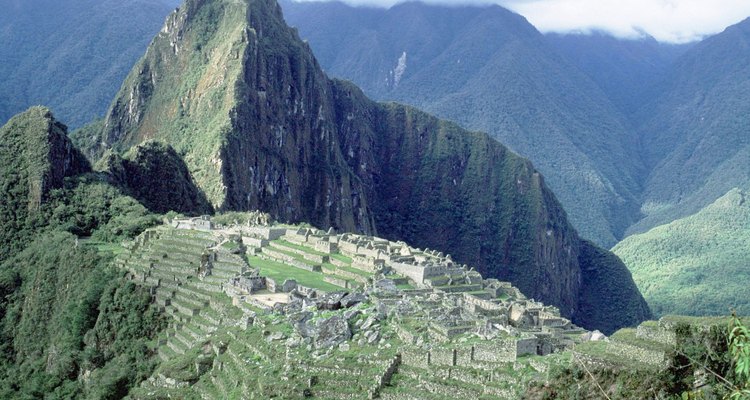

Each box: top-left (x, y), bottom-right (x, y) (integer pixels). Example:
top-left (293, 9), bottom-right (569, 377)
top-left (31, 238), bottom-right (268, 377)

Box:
top-left (0, 0), bottom-right (179, 128)
top-left (613, 188), bottom-right (750, 317)
top-left (545, 32), bottom-right (690, 116)
top-left (280, 0), bottom-right (647, 248)
top-left (629, 17), bottom-right (750, 235)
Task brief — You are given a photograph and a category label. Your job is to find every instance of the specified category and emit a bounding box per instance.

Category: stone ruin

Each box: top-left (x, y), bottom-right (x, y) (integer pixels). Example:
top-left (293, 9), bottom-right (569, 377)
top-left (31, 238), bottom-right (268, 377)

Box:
top-left (213, 223), bottom-right (586, 359)
top-left (125, 214), bottom-right (603, 398)
top-left (172, 215), bottom-right (213, 231)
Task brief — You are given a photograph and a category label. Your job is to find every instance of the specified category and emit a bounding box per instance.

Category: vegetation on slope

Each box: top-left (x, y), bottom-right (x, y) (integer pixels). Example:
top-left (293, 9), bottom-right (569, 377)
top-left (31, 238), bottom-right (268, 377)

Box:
top-left (97, 0), bottom-right (250, 206)
top-left (102, 140), bottom-right (214, 215)
top-left (526, 316), bottom-right (749, 399)
top-left (0, 108), bottom-right (167, 399)
top-left (614, 188), bottom-right (750, 317)
top-left (545, 31), bottom-right (688, 116)
top-left (630, 17), bottom-right (750, 235)
top-left (576, 240), bottom-right (652, 335)
top-left (0, 107), bottom-right (89, 261)
top-left (0, 233), bottom-right (166, 399)
top-left (0, 0), bottom-right (178, 128)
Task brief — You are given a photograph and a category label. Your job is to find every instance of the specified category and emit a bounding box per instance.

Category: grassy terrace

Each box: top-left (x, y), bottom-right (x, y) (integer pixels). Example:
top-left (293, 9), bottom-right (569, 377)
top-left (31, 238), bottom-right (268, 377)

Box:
top-left (324, 262), bottom-right (370, 278)
top-left (275, 239), bottom-right (327, 256)
top-left (330, 253), bottom-right (353, 264)
top-left (609, 328), bottom-right (671, 352)
top-left (246, 255), bottom-right (342, 292)
top-left (267, 241), bottom-right (365, 283)
top-left (80, 239), bottom-right (129, 256)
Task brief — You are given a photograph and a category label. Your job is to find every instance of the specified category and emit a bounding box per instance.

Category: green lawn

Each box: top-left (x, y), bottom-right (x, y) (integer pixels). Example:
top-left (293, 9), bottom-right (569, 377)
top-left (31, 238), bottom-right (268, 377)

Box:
top-left (81, 240), bottom-right (129, 256)
top-left (330, 253), bottom-right (353, 264)
top-left (246, 255), bottom-right (342, 292)
top-left (274, 239), bottom-right (326, 256)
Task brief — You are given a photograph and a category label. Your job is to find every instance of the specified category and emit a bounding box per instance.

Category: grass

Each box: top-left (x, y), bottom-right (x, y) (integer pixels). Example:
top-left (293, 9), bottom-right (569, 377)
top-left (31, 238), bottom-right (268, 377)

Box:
top-left (246, 255), bottom-right (342, 292)
top-left (81, 240), bottom-right (129, 256)
top-left (274, 239), bottom-right (326, 256)
top-left (330, 253), bottom-right (353, 264)
top-left (221, 241), bottom-right (240, 251)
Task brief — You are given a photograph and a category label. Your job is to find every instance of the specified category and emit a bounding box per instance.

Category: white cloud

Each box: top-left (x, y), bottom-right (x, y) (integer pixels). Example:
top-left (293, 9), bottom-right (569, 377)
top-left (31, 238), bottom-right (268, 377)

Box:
top-left (295, 0), bottom-right (750, 43)
top-left (501, 0), bottom-right (750, 43)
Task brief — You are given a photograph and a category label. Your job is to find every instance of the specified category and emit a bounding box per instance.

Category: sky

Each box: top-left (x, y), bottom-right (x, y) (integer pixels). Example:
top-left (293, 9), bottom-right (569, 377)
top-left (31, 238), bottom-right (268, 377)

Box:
top-left (297, 0), bottom-right (750, 43)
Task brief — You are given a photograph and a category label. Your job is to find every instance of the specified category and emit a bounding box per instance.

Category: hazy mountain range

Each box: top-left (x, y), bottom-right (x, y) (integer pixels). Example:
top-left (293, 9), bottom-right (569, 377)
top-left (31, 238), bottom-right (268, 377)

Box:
top-left (0, 0), bottom-right (180, 128)
top-left (1, 0), bottom-right (748, 327)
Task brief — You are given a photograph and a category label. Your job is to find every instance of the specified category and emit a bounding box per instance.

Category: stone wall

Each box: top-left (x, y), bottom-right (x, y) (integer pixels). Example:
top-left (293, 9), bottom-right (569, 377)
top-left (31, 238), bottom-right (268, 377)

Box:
top-left (329, 258), bottom-right (349, 268)
top-left (260, 249), bottom-right (321, 272)
top-left (266, 277), bottom-right (278, 293)
top-left (463, 293), bottom-right (506, 313)
top-left (369, 355), bottom-right (401, 399)
top-left (607, 341), bottom-right (666, 366)
top-left (636, 323), bottom-right (676, 346)
top-left (351, 256), bottom-right (382, 273)
top-left (401, 349), bottom-right (429, 368)
top-left (473, 340), bottom-right (517, 363)
top-left (314, 240), bottom-right (338, 254)
top-left (269, 241), bottom-right (329, 263)
top-left (323, 275), bottom-right (349, 289)
top-left (244, 227), bottom-right (286, 240)
top-left (516, 337), bottom-right (538, 356)
top-left (242, 236), bottom-right (268, 248)
top-left (389, 262), bottom-right (426, 283)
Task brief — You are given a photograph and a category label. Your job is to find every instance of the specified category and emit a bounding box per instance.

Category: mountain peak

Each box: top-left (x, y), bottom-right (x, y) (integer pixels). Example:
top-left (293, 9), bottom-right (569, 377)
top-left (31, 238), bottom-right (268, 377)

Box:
top-left (88, 0), bottom-right (650, 331)
top-left (0, 106), bottom-right (90, 259)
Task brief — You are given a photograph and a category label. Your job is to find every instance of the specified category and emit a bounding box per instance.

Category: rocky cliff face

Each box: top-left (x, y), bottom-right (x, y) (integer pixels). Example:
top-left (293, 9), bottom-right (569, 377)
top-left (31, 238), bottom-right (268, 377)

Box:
top-left (0, 107), bottom-right (90, 260)
top-left (93, 0), bottom-right (650, 331)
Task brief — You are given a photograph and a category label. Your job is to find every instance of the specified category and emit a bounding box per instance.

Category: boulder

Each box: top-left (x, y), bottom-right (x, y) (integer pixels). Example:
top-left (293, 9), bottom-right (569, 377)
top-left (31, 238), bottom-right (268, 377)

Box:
top-left (316, 292), bottom-right (347, 311)
top-left (581, 330), bottom-right (608, 342)
top-left (314, 315), bottom-right (352, 349)
top-left (341, 292), bottom-right (367, 308)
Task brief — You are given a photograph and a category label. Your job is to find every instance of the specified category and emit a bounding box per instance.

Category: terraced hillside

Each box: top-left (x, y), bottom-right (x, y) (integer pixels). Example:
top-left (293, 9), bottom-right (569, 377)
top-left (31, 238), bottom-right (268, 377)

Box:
top-left (105, 214), bottom-right (694, 399)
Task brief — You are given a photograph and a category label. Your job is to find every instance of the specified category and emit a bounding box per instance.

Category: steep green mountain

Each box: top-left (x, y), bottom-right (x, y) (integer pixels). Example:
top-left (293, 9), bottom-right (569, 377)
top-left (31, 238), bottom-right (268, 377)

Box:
top-left (88, 0), bottom-right (650, 330)
top-left (0, 107), bottom-right (90, 260)
top-left (629, 17), bottom-right (750, 235)
top-left (0, 0), bottom-right (179, 128)
top-left (0, 109), bottom-right (168, 398)
top-left (101, 141), bottom-right (214, 215)
top-left (613, 188), bottom-right (750, 317)
top-left (0, 233), bottom-right (166, 399)
top-left (545, 32), bottom-right (689, 115)
top-left (280, 1), bottom-right (646, 247)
